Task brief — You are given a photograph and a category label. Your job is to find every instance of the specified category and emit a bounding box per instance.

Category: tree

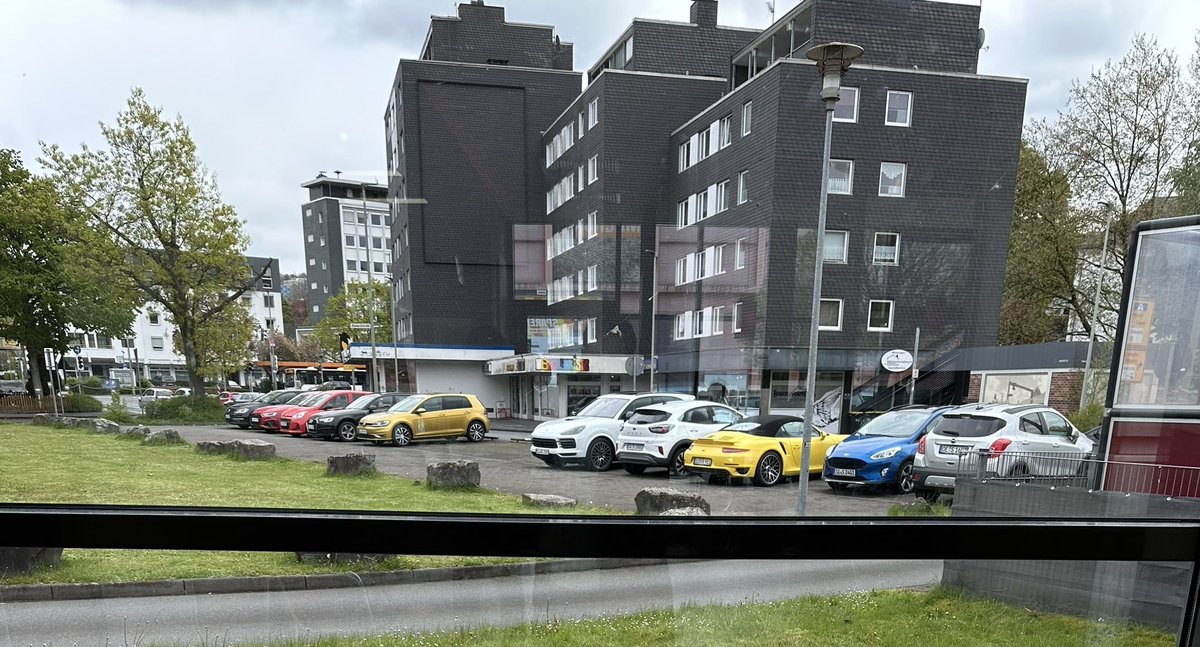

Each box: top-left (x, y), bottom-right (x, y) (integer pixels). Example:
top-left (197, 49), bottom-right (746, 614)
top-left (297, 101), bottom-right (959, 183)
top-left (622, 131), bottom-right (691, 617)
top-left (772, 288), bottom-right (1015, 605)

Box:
top-left (254, 330), bottom-right (323, 364)
top-left (177, 298), bottom-right (255, 385)
top-left (312, 281), bottom-right (392, 356)
top-left (43, 89), bottom-right (265, 392)
top-left (997, 142), bottom-right (1079, 345)
top-left (0, 149), bottom-right (137, 395)
top-left (1029, 33), bottom-right (1196, 340)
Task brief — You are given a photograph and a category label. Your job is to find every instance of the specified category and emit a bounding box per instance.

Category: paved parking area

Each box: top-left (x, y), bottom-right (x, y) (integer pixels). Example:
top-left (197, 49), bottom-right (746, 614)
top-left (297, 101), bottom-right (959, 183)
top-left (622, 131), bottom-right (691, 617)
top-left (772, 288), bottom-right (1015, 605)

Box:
top-left (163, 424), bottom-right (904, 515)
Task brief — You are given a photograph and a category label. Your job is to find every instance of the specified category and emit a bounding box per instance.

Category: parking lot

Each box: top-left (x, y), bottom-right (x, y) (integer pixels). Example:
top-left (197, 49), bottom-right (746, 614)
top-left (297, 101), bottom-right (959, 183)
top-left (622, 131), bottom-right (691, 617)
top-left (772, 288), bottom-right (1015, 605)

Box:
top-left (163, 423), bottom-right (904, 515)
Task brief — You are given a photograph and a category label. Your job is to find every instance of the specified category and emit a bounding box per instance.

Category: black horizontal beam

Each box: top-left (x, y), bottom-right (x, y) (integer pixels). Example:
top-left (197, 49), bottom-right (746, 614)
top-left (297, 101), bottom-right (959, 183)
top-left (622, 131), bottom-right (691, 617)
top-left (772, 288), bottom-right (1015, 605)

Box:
top-left (4, 504), bottom-right (1200, 562)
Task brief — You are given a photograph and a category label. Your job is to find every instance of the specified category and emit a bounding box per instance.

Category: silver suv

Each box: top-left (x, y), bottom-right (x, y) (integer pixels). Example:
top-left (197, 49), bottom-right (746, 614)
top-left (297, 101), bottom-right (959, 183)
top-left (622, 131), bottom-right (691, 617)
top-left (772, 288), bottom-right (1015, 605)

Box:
top-left (529, 392), bottom-right (694, 471)
top-left (912, 403), bottom-right (1092, 502)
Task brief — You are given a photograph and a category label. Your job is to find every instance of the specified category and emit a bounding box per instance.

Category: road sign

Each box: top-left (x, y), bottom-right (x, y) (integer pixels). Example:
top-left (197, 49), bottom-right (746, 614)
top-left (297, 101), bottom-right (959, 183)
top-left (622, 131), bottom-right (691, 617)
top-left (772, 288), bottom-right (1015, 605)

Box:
top-left (349, 323), bottom-right (373, 330)
top-left (72, 346), bottom-right (81, 355)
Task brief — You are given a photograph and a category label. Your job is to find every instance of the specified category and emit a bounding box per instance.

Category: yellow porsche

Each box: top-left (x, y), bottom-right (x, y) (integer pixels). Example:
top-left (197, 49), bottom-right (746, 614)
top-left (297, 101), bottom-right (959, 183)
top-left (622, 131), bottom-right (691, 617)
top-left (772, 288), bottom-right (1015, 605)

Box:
top-left (684, 414), bottom-right (848, 486)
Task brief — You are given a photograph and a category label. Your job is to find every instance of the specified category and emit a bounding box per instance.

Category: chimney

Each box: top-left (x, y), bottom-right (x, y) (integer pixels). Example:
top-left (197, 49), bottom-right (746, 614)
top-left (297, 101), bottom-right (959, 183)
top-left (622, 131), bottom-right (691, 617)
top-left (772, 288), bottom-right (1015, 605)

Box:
top-left (690, 0), bottom-right (718, 28)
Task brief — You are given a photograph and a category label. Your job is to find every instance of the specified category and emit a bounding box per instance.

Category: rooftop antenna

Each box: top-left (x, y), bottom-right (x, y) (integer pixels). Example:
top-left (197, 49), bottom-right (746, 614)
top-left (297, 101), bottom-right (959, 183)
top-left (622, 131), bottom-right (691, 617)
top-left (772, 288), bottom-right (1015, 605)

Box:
top-left (316, 170), bottom-right (327, 178)
top-left (766, 1), bottom-right (775, 23)
top-left (334, 169), bottom-right (342, 178)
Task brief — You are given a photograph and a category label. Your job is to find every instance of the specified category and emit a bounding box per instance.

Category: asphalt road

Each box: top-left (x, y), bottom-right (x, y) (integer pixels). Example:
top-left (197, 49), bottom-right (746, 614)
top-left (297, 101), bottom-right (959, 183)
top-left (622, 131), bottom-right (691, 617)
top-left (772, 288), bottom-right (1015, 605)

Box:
top-left (0, 559), bottom-right (942, 645)
top-left (164, 424), bottom-right (904, 515)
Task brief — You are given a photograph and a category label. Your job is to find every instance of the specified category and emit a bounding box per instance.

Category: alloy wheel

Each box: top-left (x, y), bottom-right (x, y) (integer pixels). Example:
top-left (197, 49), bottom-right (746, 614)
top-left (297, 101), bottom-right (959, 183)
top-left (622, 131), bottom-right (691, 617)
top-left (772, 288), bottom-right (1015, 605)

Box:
top-left (756, 452), bottom-right (782, 486)
top-left (392, 425), bottom-right (412, 447)
top-left (896, 461), bottom-right (915, 494)
top-left (588, 439), bottom-right (614, 471)
top-left (466, 421), bottom-right (486, 442)
top-left (337, 421), bottom-right (356, 442)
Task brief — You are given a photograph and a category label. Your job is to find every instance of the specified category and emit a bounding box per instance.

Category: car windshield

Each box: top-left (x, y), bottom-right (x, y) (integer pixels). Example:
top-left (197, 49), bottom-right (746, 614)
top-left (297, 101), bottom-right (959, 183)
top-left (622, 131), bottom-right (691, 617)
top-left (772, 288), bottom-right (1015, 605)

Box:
top-left (388, 395), bottom-right (425, 413)
top-left (574, 396), bottom-right (628, 418)
top-left (343, 395), bottom-right (379, 411)
top-left (854, 410), bottom-right (932, 438)
top-left (933, 414), bottom-right (1006, 438)
top-left (289, 393), bottom-right (324, 407)
top-left (723, 420), bottom-right (782, 437)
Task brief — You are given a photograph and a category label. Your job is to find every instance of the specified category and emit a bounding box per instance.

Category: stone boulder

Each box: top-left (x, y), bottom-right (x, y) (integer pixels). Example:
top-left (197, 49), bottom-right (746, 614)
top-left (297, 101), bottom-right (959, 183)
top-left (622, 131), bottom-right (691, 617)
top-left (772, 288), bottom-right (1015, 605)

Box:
top-left (58, 416), bottom-right (80, 428)
top-left (90, 418), bottom-right (121, 434)
top-left (232, 438), bottom-right (275, 461)
top-left (522, 493), bottom-right (577, 508)
top-left (326, 453), bottom-right (376, 477)
top-left (657, 507), bottom-right (709, 516)
top-left (118, 426), bottom-right (149, 440)
top-left (143, 429), bottom-right (185, 446)
top-left (426, 460), bottom-right (481, 489)
top-left (634, 487), bottom-right (711, 516)
top-left (30, 413), bottom-right (53, 427)
top-left (67, 417), bottom-right (90, 428)
top-left (0, 547), bottom-right (64, 575)
top-left (195, 440), bottom-right (234, 455)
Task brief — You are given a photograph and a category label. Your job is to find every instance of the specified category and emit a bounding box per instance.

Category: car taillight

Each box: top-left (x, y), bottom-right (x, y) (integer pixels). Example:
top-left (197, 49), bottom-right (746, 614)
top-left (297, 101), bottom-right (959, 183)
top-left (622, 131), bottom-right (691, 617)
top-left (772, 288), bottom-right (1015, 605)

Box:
top-left (988, 438), bottom-right (1012, 458)
top-left (721, 448), bottom-right (749, 453)
top-left (648, 424), bottom-right (673, 434)
top-left (917, 436), bottom-right (926, 455)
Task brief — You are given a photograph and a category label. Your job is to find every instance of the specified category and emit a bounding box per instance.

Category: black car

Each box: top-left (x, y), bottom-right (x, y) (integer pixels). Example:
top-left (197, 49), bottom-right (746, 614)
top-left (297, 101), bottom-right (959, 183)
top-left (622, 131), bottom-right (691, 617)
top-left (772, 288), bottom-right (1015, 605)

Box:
top-left (224, 389), bottom-right (305, 428)
top-left (305, 392), bottom-right (408, 441)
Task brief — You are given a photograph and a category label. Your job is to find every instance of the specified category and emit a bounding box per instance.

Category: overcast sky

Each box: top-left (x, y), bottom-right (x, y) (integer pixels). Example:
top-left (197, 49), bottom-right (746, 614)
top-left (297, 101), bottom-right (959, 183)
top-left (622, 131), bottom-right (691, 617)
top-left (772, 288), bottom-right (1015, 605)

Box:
top-left (2, 0), bottom-right (1197, 274)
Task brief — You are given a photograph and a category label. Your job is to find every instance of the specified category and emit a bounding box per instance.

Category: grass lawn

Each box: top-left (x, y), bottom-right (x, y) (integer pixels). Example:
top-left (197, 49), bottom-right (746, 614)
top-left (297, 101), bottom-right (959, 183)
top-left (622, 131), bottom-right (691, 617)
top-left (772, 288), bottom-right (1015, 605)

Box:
top-left (0, 423), bottom-right (609, 585)
top-left (232, 589), bottom-right (1174, 647)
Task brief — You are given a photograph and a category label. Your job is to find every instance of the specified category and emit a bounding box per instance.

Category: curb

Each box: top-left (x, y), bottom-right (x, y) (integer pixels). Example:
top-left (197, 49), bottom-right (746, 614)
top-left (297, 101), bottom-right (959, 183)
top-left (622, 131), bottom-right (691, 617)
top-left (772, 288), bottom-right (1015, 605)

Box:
top-left (0, 558), bottom-right (680, 603)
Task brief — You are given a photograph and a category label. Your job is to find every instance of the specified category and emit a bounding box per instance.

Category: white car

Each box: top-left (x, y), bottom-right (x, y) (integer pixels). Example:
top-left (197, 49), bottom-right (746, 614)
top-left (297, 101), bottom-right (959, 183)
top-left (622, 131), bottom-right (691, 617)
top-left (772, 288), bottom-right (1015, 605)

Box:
top-left (529, 392), bottom-right (693, 471)
top-left (137, 388), bottom-right (174, 408)
top-left (615, 400), bottom-right (744, 475)
top-left (913, 403), bottom-right (1093, 502)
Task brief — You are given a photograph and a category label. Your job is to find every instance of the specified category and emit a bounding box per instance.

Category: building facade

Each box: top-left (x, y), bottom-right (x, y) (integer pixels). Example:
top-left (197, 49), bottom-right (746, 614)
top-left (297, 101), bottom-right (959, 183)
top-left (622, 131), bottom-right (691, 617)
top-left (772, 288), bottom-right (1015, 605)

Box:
top-left (300, 175), bottom-right (391, 325)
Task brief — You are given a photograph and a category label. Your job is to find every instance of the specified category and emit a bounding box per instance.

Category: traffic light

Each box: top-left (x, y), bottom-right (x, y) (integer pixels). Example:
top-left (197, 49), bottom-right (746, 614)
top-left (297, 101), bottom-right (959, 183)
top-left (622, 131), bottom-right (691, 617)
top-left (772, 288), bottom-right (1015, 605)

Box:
top-left (339, 332), bottom-right (351, 352)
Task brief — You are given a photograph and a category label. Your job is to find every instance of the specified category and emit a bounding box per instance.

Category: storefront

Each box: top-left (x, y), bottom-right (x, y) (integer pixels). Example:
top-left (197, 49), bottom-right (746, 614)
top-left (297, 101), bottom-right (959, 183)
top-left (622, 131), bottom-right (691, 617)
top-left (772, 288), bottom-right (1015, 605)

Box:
top-left (484, 354), bottom-right (644, 420)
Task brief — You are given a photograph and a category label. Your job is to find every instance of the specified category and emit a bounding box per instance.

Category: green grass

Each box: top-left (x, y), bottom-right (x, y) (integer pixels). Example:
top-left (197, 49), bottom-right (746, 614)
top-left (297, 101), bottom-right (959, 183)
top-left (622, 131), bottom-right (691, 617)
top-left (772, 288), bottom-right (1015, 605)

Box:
top-left (888, 500), bottom-right (952, 517)
top-left (0, 423), bottom-right (611, 585)
top-left (204, 588), bottom-right (1172, 647)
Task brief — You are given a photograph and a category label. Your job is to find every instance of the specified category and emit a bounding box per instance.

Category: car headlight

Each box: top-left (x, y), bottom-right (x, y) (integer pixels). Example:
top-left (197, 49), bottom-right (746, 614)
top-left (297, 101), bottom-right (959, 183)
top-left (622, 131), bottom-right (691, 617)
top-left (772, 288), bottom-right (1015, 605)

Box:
top-left (870, 447), bottom-right (902, 461)
top-left (317, 417), bottom-right (334, 423)
top-left (264, 412), bottom-right (278, 417)
top-left (369, 420), bottom-right (390, 427)
top-left (561, 425), bottom-right (586, 436)
top-left (825, 445), bottom-right (836, 458)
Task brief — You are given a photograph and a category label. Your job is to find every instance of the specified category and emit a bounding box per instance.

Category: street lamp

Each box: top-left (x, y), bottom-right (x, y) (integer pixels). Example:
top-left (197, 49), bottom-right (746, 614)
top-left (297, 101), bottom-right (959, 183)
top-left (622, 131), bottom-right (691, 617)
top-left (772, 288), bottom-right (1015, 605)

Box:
top-left (1080, 201), bottom-right (1115, 409)
top-left (643, 249), bottom-right (658, 390)
top-left (798, 42), bottom-right (863, 517)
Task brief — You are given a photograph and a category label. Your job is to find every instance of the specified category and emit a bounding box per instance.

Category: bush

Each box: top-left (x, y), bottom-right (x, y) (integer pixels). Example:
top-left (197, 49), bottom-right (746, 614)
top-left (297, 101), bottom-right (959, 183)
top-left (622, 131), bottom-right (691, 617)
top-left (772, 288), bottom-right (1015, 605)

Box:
top-left (62, 393), bottom-right (103, 413)
top-left (141, 396), bottom-right (227, 423)
top-left (138, 378), bottom-right (153, 389)
top-left (102, 392), bottom-right (138, 424)
top-left (1068, 403), bottom-right (1104, 432)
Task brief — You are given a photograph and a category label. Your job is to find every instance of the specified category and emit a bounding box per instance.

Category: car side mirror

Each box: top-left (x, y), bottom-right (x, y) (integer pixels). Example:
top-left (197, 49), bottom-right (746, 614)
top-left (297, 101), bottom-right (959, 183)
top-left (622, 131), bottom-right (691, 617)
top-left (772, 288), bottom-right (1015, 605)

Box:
top-left (415, 408), bottom-right (426, 415)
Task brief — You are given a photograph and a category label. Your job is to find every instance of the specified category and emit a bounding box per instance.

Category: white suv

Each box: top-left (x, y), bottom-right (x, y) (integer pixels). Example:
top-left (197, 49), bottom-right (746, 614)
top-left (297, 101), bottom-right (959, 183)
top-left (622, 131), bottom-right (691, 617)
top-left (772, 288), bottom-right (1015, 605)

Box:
top-left (912, 403), bottom-right (1092, 502)
top-left (529, 392), bottom-right (693, 471)
top-left (615, 400), bottom-right (744, 475)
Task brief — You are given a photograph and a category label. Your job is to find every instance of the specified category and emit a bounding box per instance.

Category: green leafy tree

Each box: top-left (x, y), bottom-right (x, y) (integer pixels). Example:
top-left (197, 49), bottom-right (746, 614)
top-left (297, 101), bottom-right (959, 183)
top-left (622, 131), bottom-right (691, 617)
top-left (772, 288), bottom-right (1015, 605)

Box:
top-left (0, 149), bottom-right (136, 395)
top-left (312, 281), bottom-right (392, 356)
top-left (176, 298), bottom-right (256, 385)
top-left (43, 89), bottom-right (264, 392)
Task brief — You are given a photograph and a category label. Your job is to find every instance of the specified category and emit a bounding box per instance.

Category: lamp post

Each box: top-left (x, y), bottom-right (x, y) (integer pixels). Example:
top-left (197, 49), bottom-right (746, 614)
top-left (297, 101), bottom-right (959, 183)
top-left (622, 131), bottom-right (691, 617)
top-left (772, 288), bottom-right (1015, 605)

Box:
top-left (798, 42), bottom-right (863, 517)
top-left (643, 249), bottom-right (658, 391)
top-left (1080, 201), bottom-right (1115, 410)
top-left (355, 178), bottom-right (380, 392)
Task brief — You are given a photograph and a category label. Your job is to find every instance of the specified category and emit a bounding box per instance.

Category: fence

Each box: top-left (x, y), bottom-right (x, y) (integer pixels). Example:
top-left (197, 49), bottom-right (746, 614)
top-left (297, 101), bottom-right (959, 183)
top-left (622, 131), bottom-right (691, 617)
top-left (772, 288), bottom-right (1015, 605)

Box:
top-left (0, 395), bottom-right (56, 414)
top-left (954, 449), bottom-right (1200, 500)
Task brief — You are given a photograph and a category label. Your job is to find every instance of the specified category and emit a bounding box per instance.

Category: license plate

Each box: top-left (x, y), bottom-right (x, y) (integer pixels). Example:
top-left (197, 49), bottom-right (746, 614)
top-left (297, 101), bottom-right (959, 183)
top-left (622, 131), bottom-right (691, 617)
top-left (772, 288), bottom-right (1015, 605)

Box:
top-left (692, 457), bottom-right (712, 467)
top-left (939, 444), bottom-right (972, 456)
top-left (250, 416), bottom-right (259, 422)
top-left (224, 414), bottom-right (231, 419)
top-left (833, 468), bottom-right (855, 477)
top-left (624, 443), bottom-right (644, 451)
top-left (533, 447), bottom-right (549, 455)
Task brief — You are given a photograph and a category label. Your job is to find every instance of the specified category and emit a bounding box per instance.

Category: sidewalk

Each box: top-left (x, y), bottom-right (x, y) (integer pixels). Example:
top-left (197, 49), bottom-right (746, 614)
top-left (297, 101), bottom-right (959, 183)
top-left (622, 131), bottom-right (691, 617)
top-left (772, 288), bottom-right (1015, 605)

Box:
top-left (488, 417), bottom-right (541, 434)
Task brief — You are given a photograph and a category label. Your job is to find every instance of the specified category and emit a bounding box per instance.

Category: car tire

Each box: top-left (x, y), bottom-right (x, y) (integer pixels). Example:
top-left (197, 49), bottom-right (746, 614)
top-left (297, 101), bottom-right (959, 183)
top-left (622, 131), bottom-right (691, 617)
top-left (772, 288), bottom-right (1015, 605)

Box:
top-left (623, 464), bottom-right (647, 475)
top-left (465, 421), bottom-right (487, 442)
top-left (668, 446), bottom-right (690, 477)
top-left (752, 451), bottom-right (783, 487)
top-left (827, 481), bottom-right (849, 492)
top-left (1006, 463), bottom-right (1031, 480)
top-left (392, 425), bottom-right (413, 447)
top-left (894, 461), bottom-right (915, 494)
top-left (586, 438), bottom-right (615, 472)
top-left (915, 488), bottom-right (940, 504)
top-left (336, 421), bottom-right (357, 442)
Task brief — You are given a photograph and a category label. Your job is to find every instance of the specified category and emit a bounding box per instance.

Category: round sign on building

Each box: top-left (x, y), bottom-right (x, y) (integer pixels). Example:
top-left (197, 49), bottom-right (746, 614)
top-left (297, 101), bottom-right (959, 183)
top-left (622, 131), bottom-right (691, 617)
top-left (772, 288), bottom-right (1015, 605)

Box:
top-left (881, 349), bottom-right (914, 373)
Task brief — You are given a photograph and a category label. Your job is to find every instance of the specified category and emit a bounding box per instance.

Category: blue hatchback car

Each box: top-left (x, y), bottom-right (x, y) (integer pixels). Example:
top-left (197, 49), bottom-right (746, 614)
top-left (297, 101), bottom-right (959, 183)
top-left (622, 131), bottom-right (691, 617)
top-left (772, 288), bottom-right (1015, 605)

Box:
top-left (822, 406), bottom-right (949, 493)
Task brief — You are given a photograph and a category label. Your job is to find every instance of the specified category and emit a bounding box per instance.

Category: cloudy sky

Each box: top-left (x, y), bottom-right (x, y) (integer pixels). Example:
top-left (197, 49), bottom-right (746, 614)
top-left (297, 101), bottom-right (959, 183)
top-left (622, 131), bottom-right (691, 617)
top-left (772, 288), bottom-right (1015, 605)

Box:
top-left (2, 0), bottom-right (1197, 274)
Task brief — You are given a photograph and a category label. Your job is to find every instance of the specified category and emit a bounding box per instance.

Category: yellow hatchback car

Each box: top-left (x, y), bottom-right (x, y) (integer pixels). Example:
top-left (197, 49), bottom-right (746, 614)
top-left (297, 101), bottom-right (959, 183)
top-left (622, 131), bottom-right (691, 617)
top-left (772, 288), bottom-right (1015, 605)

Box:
top-left (357, 393), bottom-right (491, 446)
top-left (684, 414), bottom-right (848, 486)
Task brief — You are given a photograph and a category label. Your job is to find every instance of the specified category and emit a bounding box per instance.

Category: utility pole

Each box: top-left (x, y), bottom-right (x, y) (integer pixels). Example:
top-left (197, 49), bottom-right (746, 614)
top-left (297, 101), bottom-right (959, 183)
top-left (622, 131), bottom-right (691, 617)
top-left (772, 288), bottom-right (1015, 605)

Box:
top-left (644, 249), bottom-right (658, 391)
top-left (909, 327), bottom-right (920, 405)
top-left (361, 180), bottom-right (379, 392)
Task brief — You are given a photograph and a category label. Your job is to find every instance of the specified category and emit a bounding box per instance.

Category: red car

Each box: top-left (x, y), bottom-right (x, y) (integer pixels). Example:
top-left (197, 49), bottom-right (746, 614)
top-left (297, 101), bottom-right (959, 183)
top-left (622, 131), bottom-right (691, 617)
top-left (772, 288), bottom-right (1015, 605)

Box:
top-left (252, 392), bottom-right (326, 431)
top-left (277, 390), bottom-right (372, 435)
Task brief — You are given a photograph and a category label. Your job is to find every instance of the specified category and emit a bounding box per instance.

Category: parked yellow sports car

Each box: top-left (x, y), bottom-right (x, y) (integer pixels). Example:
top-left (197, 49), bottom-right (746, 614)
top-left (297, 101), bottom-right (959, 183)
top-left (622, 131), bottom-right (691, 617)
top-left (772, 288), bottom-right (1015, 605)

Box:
top-left (684, 414), bottom-right (849, 486)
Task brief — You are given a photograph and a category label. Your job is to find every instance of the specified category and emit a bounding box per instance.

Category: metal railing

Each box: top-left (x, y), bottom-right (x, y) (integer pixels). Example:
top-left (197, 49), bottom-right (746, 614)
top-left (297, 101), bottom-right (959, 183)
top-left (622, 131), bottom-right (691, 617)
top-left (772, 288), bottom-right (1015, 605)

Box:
top-left (955, 449), bottom-right (1200, 499)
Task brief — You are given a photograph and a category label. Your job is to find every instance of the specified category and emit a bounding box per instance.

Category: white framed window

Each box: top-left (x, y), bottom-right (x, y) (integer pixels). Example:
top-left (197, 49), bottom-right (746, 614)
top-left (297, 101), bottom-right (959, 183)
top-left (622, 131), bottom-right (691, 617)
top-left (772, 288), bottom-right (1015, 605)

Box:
top-left (867, 300), bottom-right (895, 332)
top-left (712, 306), bottom-right (725, 334)
top-left (694, 249), bottom-right (708, 280)
top-left (737, 170), bottom-right (749, 204)
top-left (323, 285), bottom-right (328, 294)
top-left (311, 282), bottom-right (318, 290)
top-left (676, 199), bottom-right (691, 229)
top-left (695, 191), bottom-right (709, 222)
top-left (715, 180), bottom-right (729, 213)
top-left (587, 98), bottom-right (598, 128)
top-left (306, 234), bottom-right (314, 243)
top-left (675, 257), bottom-right (687, 285)
top-left (674, 311), bottom-right (692, 340)
top-left (833, 87), bottom-right (859, 123)
top-left (309, 258), bottom-right (316, 267)
top-left (873, 232), bottom-right (900, 265)
top-left (741, 101), bottom-right (752, 135)
top-left (719, 115), bottom-right (732, 148)
top-left (545, 143), bottom-right (553, 168)
top-left (344, 234), bottom-right (356, 247)
top-left (885, 91), bottom-right (912, 127)
top-left (319, 236), bottom-right (326, 247)
top-left (578, 270), bottom-right (584, 295)
top-left (824, 230), bottom-right (848, 263)
top-left (828, 160), bottom-right (853, 195)
top-left (693, 309), bottom-right (706, 337)
top-left (678, 141), bottom-right (691, 172)
top-left (714, 244), bottom-right (726, 274)
top-left (342, 211), bottom-right (354, 224)
top-left (578, 165), bottom-right (585, 191)
top-left (587, 264), bottom-right (598, 291)
top-left (313, 305), bottom-right (320, 313)
top-left (346, 259), bottom-right (356, 271)
top-left (305, 208), bottom-right (312, 218)
top-left (879, 162), bottom-right (907, 197)
top-left (819, 299), bottom-right (843, 331)
top-left (577, 220), bottom-right (585, 245)
top-left (587, 317), bottom-right (597, 343)
top-left (735, 237), bottom-right (747, 269)
top-left (587, 156), bottom-right (598, 184)
top-left (321, 260), bottom-right (327, 270)
top-left (578, 112), bottom-right (585, 137)
top-left (696, 130), bottom-right (711, 161)
top-left (148, 312), bottom-right (160, 325)
top-left (733, 302), bottom-right (742, 333)
top-left (587, 211), bottom-right (598, 238)
top-left (150, 336), bottom-right (165, 351)
top-left (317, 213), bottom-right (324, 224)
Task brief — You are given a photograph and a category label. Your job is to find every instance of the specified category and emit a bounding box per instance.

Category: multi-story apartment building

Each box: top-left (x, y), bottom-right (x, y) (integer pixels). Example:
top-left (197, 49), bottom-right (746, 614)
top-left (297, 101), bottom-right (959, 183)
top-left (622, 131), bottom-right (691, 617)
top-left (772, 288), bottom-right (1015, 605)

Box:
top-left (67, 257), bottom-right (282, 386)
top-left (300, 175), bottom-right (391, 325)
top-left (386, 0), bottom-right (1026, 423)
